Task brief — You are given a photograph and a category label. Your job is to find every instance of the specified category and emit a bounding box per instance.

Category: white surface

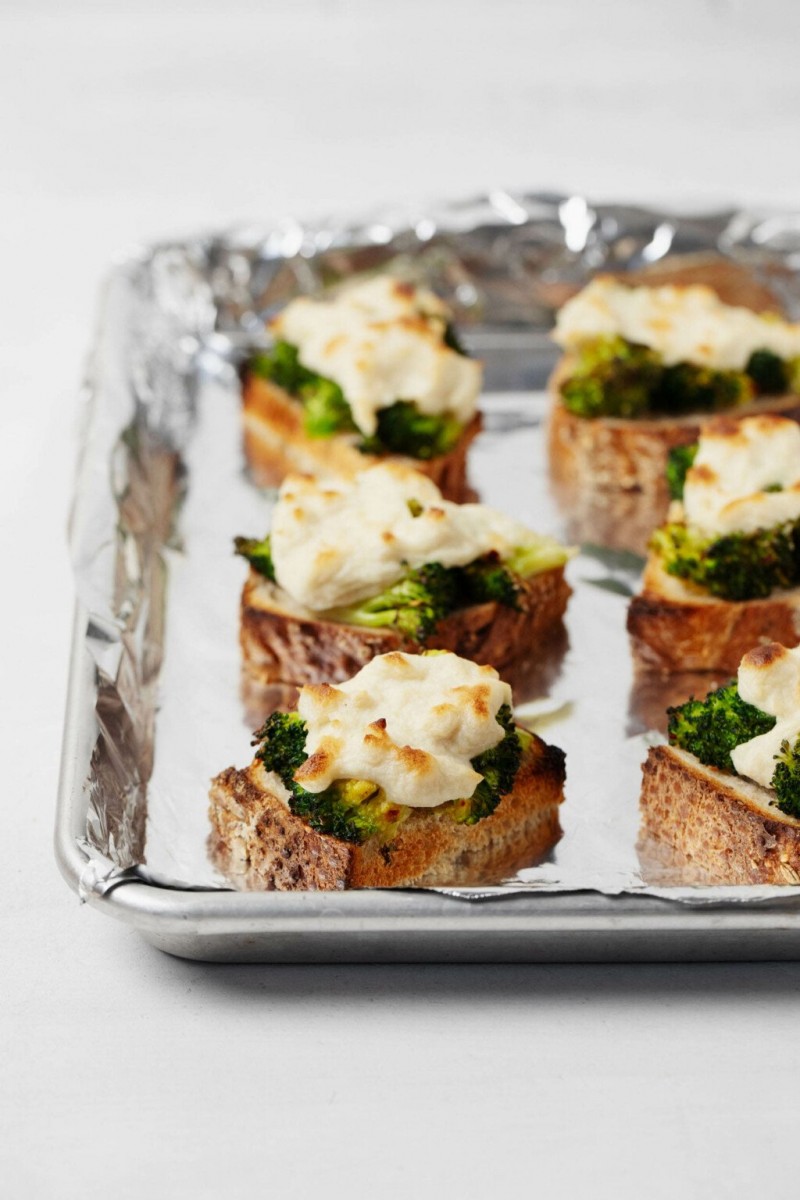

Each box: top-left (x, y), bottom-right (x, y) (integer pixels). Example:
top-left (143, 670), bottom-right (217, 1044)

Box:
top-left (3, 1), bottom-right (800, 1196)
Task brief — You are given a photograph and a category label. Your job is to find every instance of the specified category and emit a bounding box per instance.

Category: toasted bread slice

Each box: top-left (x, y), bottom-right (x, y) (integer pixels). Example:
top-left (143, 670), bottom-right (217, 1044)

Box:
top-left (209, 735), bottom-right (566, 891)
top-left (639, 743), bottom-right (800, 885)
top-left (627, 555), bottom-right (800, 673)
top-left (547, 359), bottom-right (800, 554)
top-left (239, 566), bottom-right (571, 701)
top-left (242, 373), bottom-right (482, 503)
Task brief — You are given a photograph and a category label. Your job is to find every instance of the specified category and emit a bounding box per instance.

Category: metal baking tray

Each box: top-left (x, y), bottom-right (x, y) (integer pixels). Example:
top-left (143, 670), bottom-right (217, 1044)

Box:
top-left (56, 192), bottom-right (800, 961)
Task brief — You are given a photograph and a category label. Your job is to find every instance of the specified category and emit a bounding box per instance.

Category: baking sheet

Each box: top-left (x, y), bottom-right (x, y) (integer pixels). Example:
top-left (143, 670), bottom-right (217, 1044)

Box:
top-left (64, 192), bottom-right (800, 917)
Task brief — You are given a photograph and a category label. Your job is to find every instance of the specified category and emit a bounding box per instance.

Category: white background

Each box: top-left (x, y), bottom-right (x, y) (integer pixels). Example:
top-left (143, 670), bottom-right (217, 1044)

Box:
top-left (3, 2), bottom-right (800, 1196)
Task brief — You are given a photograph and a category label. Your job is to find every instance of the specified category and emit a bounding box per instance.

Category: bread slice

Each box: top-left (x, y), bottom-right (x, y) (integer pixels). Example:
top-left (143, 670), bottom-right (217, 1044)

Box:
top-left (547, 358), bottom-right (800, 554)
top-left (239, 566), bottom-right (572, 709)
top-left (639, 743), bottom-right (800, 885)
top-left (627, 555), bottom-right (800, 673)
top-left (208, 734), bottom-right (566, 890)
top-left (242, 373), bottom-right (482, 503)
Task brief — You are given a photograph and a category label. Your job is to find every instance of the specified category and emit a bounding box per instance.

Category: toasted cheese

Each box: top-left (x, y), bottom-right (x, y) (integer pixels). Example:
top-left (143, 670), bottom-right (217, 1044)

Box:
top-left (731, 641), bottom-right (800, 790)
top-left (269, 462), bottom-right (562, 611)
top-left (553, 277), bottom-right (800, 371)
top-left (270, 275), bottom-right (482, 436)
top-left (682, 415), bottom-right (800, 536)
top-left (294, 651), bottom-right (511, 808)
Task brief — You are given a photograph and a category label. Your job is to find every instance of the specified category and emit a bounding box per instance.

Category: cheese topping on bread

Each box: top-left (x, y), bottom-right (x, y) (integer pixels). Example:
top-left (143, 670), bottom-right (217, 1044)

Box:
top-left (270, 463), bottom-right (555, 610)
top-left (553, 277), bottom-right (800, 370)
top-left (294, 651), bottom-right (511, 808)
top-left (731, 642), bottom-right (800, 790)
top-left (269, 276), bottom-right (482, 436)
top-left (682, 415), bottom-right (800, 536)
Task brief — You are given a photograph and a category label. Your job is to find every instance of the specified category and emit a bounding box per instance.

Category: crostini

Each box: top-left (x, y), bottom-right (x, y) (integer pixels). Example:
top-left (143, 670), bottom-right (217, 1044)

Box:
top-left (235, 462), bottom-right (574, 704)
top-left (242, 275), bottom-right (483, 502)
top-left (548, 277), bottom-right (800, 552)
top-left (628, 414), bottom-right (800, 673)
top-left (209, 649), bottom-right (567, 890)
top-left (639, 641), bottom-right (800, 884)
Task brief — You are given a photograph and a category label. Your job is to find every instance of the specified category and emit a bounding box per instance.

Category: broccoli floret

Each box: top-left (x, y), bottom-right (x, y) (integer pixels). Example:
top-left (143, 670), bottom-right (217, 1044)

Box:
top-left (457, 553), bottom-right (520, 608)
top-left (746, 349), bottom-right (789, 395)
top-left (652, 519), bottom-right (800, 601)
top-left (249, 341), bottom-right (356, 437)
top-left (504, 539), bottom-right (571, 577)
top-left (665, 442), bottom-right (699, 502)
top-left (448, 705), bottom-right (525, 825)
top-left (253, 711), bottom-right (409, 844)
top-left (667, 684), bottom-right (776, 772)
top-left (653, 362), bottom-right (753, 415)
top-left (234, 534), bottom-right (276, 581)
top-left (328, 562), bottom-right (460, 642)
top-left (299, 377), bottom-right (357, 437)
top-left (253, 710), bottom-right (309, 781)
top-left (560, 336), bottom-right (662, 419)
top-left (771, 734), bottom-right (800, 818)
top-left (359, 401), bottom-right (464, 460)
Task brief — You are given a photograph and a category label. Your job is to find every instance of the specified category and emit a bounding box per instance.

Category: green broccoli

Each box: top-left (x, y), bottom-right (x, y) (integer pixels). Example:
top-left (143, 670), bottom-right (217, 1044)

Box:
top-left (746, 348), bottom-right (790, 395)
top-left (652, 519), bottom-right (800, 601)
top-left (359, 400), bottom-right (465, 460)
top-left (771, 734), bottom-right (800, 818)
top-left (447, 705), bottom-right (526, 825)
top-left (560, 336), bottom-right (663, 419)
top-left (328, 562), bottom-right (460, 642)
top-left (653, 362), bottom-right (753, 415)
top-left (234, 534), bottom-right (276, 582)
top-left (253, 711), bottom-right (409, 844)
top-left (457, 553), bottom-right (520, 608)
top-left (504, 539), bottom-right (572, 577)
top-left (665, 442), bottom-right (699, 502)
top-left (249, 341), bottom-right (356, 437)
top-left (667, 683), bottom-right (776, 772)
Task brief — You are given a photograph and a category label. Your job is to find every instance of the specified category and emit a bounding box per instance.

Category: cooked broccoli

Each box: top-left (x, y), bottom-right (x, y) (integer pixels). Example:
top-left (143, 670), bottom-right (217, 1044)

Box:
top-left (504, 539), bottom-right (572, 577)
top-left (665, 442), bottom-right (699, 502)
top-left (560, 336), bottom-right (662, 419)
top-left (651, 518), bottom-right (800, 601)
top-left (443, 321), bottom-right (468, 356)
top-left (249, 341), bottom-right (356, 437)
top-left (653, 362), bottom-right (753, 415)
top-left (746, 348), bottom-right (789, 395)
top-left (328, 562), bottom-right (460, 642)
top-left (457, 553), bottom-right (520, 608)
top-left (253, 711), bottom-right (408, 844)
top-left (448, 705), bottom-right (526, 825)
top-left (667, 683), bottom-right (776, 772)
top-left (359, 401), bottom-right (464, 460)
top-left (771, 734), bottom-right (800, 818)
top-left (234, 534), bottom-right (276, 581)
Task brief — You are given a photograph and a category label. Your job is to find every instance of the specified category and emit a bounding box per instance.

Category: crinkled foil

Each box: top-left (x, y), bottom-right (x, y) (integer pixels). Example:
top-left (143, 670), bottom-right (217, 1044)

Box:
top-left (69, 191), bottom-right (800, 902)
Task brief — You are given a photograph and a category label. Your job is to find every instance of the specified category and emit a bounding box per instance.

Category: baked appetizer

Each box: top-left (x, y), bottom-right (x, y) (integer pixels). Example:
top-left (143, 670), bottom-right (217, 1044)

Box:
top-left (209, 649), bottom-right (566, 890)
top-left (242, 275), bottom-right (483, 501)
top-left (640, 641), bottom-right (800, 884)
top-left (548, 277), bottom-right (800, 552)
top-left (628, 415), bottom-right (800, 673)
top-left (235, 462), bottom-right (573, 699)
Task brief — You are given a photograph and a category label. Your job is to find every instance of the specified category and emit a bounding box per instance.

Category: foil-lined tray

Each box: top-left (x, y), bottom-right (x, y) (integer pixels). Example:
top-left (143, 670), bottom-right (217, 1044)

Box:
top-left (56, 192), bottom-right (800, 962)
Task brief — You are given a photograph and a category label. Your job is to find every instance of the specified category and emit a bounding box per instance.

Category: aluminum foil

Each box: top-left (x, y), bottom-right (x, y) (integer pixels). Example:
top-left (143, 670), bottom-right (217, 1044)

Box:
top-left (69, 191), bottom-right (800, 902)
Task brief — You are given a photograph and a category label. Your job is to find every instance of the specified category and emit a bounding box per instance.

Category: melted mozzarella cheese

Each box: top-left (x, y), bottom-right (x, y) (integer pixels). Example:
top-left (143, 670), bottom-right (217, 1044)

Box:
top-left (682, 415), bottom-right (800, 536)
top-left (270, 275), bottom-right (482, 436)
top-left (730, 643), bottom-right (800, 790)
top-left (553, 277), bottom-right (800, 370)
top-left (294, 651), bottom-right (512, 808)
top-left (270, 463), bottom-right (561, 611)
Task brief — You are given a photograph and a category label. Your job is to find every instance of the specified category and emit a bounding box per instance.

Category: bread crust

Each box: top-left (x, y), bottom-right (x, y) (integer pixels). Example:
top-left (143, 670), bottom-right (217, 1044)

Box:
top-left (639, 744), bottom-right (800, 885)
top-left (627, 555), bottom-right (800, 673)
top-left (239, 566), bottom-right (571, 711)
top-left (242, 373), bottom-right (482, 503)
top-left (547, 358), bottom-right (800, 554)
top-left (209, 736), bottom-right (566, 891)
